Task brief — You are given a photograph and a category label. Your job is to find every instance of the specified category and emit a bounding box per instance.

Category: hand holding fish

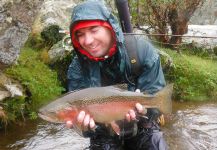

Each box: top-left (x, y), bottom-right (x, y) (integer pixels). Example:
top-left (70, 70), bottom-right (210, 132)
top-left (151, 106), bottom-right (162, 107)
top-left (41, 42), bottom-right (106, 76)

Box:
top-left (39, 85), bottom-right (173, 136)
top-left (66, 103), bottom-right (146, 130)
top-left (65, 111), bottom-right (96, 129)
top-left (125, 103), bottom-right (146, 122)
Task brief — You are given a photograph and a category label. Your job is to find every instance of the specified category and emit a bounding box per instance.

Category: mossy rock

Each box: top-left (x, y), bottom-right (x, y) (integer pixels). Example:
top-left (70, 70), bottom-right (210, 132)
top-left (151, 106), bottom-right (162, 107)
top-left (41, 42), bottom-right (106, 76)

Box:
top-left (41, 25), bottom-right (65, 47)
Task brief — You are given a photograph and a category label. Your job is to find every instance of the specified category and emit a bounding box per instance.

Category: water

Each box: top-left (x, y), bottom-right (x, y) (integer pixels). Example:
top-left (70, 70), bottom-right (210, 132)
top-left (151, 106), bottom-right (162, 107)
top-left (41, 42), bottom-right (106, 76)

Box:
top-left (0, 122), bottom-right (89, 150)
top-left (0, 101), bottom-right (217, 150)
top-left (165, 102), bottom-right (217, 150)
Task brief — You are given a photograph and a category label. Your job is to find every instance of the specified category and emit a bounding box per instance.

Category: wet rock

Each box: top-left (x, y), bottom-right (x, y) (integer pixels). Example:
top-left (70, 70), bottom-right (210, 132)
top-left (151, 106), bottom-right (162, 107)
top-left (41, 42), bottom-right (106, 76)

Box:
top-left (32, 0), bottom-right (78, 65)
top-left (0, 25), bottom-right (29, 69)
top-left (48, 35), bottom-right (74, 62)
top-left (0, 0), bottom-right (43, 70)
top-left (48, 41), bottom-right (68, 62)
top-left (4, 84), bottom-right (23, 97)
top-left (0, 72), bottom-right (24, 101)
top-left (0, 91), bottom-right (10, 101)
top-left (32, 0), bottom-right (78, 34)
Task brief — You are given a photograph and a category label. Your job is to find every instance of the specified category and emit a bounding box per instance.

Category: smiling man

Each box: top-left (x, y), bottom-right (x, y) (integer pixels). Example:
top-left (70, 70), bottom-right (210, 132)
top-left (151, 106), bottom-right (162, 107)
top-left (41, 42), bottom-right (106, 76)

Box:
top-left (67, 0), bottom-right (168, 150)
top-left (75, 22), bottom-right (114, 58)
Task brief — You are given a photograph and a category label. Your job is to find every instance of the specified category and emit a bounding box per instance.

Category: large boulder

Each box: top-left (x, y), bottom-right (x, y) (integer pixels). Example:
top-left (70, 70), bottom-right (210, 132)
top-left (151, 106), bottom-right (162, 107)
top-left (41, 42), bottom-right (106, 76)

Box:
top-left (32, 0), bottom-right (78, 34)
top-left (31, 0), bottom-right (78, 65)
top-left (0, 0), bottom-right (43, 70)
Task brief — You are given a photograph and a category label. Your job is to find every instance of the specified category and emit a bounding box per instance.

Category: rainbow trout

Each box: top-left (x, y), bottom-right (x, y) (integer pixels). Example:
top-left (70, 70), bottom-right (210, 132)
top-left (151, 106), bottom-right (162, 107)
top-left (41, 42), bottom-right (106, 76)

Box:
top-left (38, 84), bottom-right (173, 135)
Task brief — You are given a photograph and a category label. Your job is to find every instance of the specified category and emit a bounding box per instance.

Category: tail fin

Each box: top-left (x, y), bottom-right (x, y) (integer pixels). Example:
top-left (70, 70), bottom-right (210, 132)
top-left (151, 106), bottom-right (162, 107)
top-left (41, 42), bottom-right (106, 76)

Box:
top-left (155, 84), bottom-right (173, 114)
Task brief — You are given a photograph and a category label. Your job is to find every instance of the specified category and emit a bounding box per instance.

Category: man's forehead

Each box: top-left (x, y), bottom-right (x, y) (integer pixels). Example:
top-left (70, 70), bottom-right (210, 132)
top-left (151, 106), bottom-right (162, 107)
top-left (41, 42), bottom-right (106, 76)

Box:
top-left (76, 26), bottom-right (100, 33)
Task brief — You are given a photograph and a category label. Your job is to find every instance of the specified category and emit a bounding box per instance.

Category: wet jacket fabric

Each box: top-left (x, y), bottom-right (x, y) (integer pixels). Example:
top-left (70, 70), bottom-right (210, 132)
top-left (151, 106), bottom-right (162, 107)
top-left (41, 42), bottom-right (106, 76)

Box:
top-left (67, 0), bottom-right (166, 94)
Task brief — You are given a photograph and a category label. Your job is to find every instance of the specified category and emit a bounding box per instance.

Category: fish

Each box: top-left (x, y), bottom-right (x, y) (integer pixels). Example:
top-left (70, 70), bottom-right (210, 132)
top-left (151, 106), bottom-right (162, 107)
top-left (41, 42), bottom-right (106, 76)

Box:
top-left (38, 84), bottom-right (173, 136)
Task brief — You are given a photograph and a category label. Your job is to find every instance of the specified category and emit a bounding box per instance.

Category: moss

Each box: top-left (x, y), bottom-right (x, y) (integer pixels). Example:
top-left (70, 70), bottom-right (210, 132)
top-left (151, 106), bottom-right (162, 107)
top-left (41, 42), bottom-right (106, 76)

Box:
top-left (25, 24), bottom-right (65, 51)
top-left (5, 47), bottom-right (65, 111)
top-left (41, 25), bottom-right (64, 47)
top-left (24, 33), bottom-right (45, 50)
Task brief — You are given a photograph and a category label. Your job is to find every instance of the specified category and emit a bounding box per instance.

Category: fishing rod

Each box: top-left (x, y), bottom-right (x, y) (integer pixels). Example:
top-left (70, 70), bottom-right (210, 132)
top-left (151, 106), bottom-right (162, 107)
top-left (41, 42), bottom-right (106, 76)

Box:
top-left (115, 0), bottom-right (133, 33)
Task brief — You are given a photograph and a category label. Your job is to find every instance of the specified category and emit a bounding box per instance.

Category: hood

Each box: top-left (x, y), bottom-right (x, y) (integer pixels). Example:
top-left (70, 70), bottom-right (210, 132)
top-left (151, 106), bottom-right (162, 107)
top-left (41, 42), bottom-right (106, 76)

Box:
top-left (69, 0), bottom-right (127, 72)
top-left (71, 20), bottom-right (118, 61)
top-left (70, 0), bottom-right (124, 45)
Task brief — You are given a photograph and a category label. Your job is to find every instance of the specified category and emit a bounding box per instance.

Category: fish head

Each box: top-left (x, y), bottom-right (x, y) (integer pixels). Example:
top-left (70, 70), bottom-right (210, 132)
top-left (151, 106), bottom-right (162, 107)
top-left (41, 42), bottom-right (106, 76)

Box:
top-left (38, 105), bottom-right (79, 124)
top-left (38, 111), bottom-right (61, 123)
top-left (38, 105), bottom-right (85, 136)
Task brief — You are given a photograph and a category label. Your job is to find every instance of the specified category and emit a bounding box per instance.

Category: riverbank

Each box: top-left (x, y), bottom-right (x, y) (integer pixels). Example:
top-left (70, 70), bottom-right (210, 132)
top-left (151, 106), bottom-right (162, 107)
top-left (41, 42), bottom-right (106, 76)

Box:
top-left (1, 31), bottom-right (217, 127)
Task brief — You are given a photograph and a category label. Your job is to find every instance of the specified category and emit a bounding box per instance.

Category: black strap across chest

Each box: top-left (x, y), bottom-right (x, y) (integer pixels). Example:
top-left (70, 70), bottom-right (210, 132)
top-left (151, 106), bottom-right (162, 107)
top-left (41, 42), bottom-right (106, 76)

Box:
top-left (124, 34), bottom-right (142, 77)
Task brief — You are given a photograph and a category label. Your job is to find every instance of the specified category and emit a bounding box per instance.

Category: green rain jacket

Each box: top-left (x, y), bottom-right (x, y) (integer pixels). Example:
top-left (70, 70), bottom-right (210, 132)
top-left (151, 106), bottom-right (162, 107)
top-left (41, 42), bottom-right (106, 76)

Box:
top-left (67, 0), bottom-right (166, 94)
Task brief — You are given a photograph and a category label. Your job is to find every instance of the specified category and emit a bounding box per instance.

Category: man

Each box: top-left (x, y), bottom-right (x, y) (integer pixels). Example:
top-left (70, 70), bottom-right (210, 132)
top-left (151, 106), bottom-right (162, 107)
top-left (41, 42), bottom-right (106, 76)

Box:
top-left (67, 0), bottom-right (168, 149)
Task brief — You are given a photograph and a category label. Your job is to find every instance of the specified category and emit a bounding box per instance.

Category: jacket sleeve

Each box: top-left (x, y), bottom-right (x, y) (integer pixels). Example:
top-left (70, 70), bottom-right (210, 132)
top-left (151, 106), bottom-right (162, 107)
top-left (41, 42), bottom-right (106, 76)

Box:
top-left (136, 37), bottom-right (166, 94)
top-left (67, 55), bottom-right (89, 91)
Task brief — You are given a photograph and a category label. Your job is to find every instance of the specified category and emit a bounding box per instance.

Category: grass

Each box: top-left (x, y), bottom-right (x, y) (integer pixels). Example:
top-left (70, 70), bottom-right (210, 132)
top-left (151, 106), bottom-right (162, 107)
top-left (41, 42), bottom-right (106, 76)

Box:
top-left (163, 48), bottom-right (217, 101)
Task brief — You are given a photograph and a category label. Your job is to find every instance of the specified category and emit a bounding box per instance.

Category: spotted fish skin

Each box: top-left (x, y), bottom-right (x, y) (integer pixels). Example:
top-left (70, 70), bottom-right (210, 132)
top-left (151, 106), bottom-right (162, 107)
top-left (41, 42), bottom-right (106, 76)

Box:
top-left (38, 84), bottom-right (173, 125)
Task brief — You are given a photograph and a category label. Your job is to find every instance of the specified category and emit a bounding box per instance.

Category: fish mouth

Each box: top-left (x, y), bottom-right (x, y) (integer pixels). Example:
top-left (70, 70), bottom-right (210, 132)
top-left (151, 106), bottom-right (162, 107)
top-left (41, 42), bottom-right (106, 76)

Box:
top-left (38, 112), bottom-right (62, 124)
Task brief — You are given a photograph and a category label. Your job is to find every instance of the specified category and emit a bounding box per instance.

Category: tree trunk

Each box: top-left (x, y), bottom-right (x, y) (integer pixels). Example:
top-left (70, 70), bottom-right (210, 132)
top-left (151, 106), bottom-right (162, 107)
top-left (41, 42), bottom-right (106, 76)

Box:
top-left (169, 18), bottom-right (188, 50)
top-left (168, 6), bottom-right (188, 50)
top-left (168, 1), bottom-right (205, 50)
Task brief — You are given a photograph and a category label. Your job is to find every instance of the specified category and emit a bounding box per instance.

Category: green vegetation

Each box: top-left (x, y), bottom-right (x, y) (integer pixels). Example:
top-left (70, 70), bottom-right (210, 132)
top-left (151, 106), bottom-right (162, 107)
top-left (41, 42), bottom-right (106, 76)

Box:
top-left (3, 97), bottom-right (26, 122)
top-left (6, 47), bottom-right (64, 108)
top-left (41, 25), bottom-right (64, 47)
top-left (25, 25), bottom-right (64, 51)
top-left (1, 25), bottom-right (68, 125)
top-left (4, 47), bottom-right (64, 122)
top-left (180, 44), bottom-right (217, 60)
top-left (24, 33), bottom-right (45, 50)
top-left (163, 48), bottom-right (217, 101)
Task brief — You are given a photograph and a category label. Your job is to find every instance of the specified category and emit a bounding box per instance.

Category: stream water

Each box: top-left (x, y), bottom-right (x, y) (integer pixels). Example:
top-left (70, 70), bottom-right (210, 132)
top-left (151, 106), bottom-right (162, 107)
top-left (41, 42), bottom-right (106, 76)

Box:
top-left (0, 101), bottom-right (217, 150)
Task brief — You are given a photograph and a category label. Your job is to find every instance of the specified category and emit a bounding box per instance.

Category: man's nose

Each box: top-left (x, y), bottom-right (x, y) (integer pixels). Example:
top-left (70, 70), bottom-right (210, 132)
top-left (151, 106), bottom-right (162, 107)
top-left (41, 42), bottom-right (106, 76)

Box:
top-left (84, 33), bottom-right (94, 45)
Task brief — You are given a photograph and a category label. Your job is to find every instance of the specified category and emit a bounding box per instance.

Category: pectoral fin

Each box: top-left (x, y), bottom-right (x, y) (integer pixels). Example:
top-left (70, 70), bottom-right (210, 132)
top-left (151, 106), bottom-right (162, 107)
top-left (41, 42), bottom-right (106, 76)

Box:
top-left (110, 121), bottom-right (121, 135)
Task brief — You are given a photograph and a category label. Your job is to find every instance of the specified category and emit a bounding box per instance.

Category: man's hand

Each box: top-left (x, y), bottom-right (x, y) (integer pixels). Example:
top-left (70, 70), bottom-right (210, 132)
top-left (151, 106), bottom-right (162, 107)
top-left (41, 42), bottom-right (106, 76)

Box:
top-left (77, 110), bottom-right (96, 130)
top-left (66, 103), bottom-right (146, 130)
top-left (65, 110), bottom-right (96, 130)
top-left (125, 103), bottom-right (146, 122)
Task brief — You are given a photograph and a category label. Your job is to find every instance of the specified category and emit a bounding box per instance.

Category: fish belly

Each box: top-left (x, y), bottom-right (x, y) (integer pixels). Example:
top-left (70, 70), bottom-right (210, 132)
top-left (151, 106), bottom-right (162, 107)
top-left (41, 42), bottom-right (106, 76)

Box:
top-left (84, 101), bottom-right (136, 123)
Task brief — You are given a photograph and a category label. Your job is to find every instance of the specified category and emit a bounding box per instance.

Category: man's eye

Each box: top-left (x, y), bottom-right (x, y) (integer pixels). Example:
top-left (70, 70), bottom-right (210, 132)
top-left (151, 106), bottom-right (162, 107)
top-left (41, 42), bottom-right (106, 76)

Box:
top-left (76, 32), bottom-right (84, 38)
top-left (91, 26), bottom-right (100, 32)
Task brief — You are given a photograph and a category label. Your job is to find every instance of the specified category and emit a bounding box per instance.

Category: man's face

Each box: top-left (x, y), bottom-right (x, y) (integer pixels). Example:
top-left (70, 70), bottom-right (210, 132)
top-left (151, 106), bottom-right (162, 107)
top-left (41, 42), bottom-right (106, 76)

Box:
top-left (76, 26), bottom-right (114, 58)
